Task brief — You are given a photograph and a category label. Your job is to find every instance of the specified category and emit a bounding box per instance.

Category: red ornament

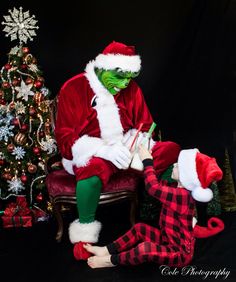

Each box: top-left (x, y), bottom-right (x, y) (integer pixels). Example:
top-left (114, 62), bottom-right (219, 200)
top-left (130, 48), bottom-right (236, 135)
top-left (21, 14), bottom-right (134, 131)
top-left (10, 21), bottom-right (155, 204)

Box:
top-left (20, 174), bottom-right (28, 183)
top-left (29, 106), bottom-right (36, 116)
top-left (0, 159), bottom-right (5, 166)
top-left (21, 64), bottom-right (27, 70)
top-left (0, 99), bottom-right (6, 105)
top-left (2, 81), bottom-right (10, 88)
top-left (7, 144), bottom-right (15, 152)
top-left (11, 118), bottom-right (19, 126)
top-left (22, 47), bottom-right (29, 54)
top-left (34, 80), bottom-right (43, 88)
top-left (39, 131), bottom-right (45, 138)
top-left (9, 102), bottom-right (15, 110)
top-left (20, 124), bottom-right (28, 132)
top-left (2, 173), bottom-right (12, 180)
top-left (12, 78), bottom-right (20, 86)
top-left (34, 92), bottom-right (44, 104)
top-left (36, 193), bottom-right (43, 202)
top-left (33, 147), bottom-right (41, 155)
top-left (32, 57), bottom-right (37, 64)
top-left (25, 77), bottom-right (33, 85)
top-left (4, 63), bottom-right (11, 70)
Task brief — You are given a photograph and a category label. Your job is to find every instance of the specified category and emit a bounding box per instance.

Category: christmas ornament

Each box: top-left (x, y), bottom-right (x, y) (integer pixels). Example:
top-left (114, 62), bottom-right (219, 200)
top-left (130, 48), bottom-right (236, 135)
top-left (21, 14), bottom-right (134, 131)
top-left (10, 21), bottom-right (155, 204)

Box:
top-left (15, 101), bottom-right (26, 115)
top-left (33, 146), bottom-right (40, 155)
top-left (33, 92), bottom-right (44, 104)
top-left (2, 81), bottom-right (10, 88)
top-left (15, 80), bottom-right (34, 101)
top-left (8, 102), bottom-right (15, 110)
top-left (20, 64), bottom-right (27, 70)
top-left (2, 172), bottom-right (12, 180)
top-left (12, 78), bottom-right (20, 86)
top-left (28, 164), bottom-right (37, 174)
top-left (14, 132), bottom-right (27, 145)
top-left (2, 7), bottom-right (39, 45)
top-left (12, 146), bottom-right (26, 159)
top-left (44, 119), bottom-right (51, 135)
top-left (4, 63), bottom-right (11, 70)
top-left (7, 143), bottom-right (15, 152)
top-left (25, 77), bottom-right (33, 84)
top-left (20, 173), bottom-right (28, 183)
top-left (20, 124), bottom-right (28, 132)
top-left (39, 131), bottom-right (45, 138)
top-left (0, 99), bottom-right (6, 105)
top-left (22, 47), bottom-right (29, 54)
top-left (0, 159), bottom-right (5, 166)
top-left (41, 135), bottom-right (57, 154)
top-left (34, 80), bottom-right (43, 88)
top-left (11, 117), bottom-right (20, 126)
top-left (36, 192), bottom-right (43, 202)
top-left (32, 57), bottom-right (37, 64)
top-left (7, 176), bottom-right (25, 194)
top-left (47, 201), bottom-right (53, 213)
top-left (29, 106), bottom-right (36, 116)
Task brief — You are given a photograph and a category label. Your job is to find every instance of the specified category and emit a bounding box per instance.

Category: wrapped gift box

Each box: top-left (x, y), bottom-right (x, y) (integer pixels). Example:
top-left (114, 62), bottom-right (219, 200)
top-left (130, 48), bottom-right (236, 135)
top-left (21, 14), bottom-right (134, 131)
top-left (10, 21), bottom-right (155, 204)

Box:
top-left (2, 215), bottom-right (32, 228)
top-left (1, 196), bottom-right (32, 228)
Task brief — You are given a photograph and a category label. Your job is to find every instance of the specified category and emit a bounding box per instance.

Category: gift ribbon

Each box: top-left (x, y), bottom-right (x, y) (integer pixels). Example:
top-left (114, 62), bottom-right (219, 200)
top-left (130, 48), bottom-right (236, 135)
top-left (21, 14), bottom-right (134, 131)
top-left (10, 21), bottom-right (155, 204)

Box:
top-left (4, 196), bottom-right (31, 217)
top-left (11, 216), bottom-right (23, 227)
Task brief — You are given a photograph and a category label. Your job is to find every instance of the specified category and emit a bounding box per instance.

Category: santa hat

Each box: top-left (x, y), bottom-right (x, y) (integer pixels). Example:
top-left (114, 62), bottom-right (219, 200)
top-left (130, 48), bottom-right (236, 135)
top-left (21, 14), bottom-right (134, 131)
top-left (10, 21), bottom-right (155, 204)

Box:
top-left (94, 41), bottom-right (141, 73)
top-left (178, 149), bottom-right (223, 202)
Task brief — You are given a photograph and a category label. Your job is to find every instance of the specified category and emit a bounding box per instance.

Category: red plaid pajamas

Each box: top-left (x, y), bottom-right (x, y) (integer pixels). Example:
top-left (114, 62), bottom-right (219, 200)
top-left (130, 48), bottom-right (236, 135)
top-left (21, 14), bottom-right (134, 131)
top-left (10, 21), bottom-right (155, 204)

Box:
top-left (107, 161), bottom-right (196, 267)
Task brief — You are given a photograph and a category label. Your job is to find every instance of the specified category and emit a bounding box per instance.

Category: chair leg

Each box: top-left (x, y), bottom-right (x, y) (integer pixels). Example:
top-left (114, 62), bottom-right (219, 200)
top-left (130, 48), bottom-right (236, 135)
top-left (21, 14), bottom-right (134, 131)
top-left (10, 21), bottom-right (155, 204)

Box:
top-left (53, 202), bottom-right (64, 243)
top-left (130, 193), bottom-right (138, 226)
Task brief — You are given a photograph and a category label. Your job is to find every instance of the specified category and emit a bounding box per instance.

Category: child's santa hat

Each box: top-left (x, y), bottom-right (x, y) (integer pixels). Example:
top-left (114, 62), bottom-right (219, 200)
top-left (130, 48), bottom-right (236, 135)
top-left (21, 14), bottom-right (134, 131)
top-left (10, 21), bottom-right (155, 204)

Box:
top-left (94, 41), bottom-right (141, 73)
top-left (178, 149), bottom-right (223, 202)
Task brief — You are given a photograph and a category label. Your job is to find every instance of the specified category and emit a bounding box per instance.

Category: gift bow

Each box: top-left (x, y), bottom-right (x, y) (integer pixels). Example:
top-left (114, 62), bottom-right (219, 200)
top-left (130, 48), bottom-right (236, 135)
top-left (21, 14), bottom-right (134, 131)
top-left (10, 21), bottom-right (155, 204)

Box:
top-left (4, 197), bottom-right (31, 217)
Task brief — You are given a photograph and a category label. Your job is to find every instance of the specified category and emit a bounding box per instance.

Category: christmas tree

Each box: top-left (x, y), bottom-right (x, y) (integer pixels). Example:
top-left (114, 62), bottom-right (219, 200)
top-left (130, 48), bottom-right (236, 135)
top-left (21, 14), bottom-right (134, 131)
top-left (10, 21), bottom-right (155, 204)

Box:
top-left (0, 7), bottom-right (57, 210)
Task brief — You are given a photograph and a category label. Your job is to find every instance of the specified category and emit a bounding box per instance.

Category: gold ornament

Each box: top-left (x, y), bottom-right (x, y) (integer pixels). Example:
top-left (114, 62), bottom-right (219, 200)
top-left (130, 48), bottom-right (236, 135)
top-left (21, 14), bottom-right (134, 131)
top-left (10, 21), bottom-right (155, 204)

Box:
top-left (47, 201), bottom-right (53, 213)
top-left (14, 132), bottom-right (27, 145)
top-left (38, 100), bottom-right (50, 113)
top-left (28, 163), bottom-right (37, 174)
top-left (34, 92), bottom-right (44, 104)
top-left (44, 119), bottom-right (51, 135)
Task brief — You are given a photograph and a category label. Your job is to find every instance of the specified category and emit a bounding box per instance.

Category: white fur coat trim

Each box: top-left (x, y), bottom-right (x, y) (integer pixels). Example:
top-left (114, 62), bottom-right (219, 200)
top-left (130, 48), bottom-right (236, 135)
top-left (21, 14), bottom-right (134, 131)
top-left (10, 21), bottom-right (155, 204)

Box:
top-left (61, 136), bottom-right (104, 174)
top-left (85, 61), bottom-right (124, 144)
top-left (69, 219), bottom-right (102, 243)
top-left (72, 135), bottom-right (104, 167)
top-left (94, 53), bottom-right (141, 73)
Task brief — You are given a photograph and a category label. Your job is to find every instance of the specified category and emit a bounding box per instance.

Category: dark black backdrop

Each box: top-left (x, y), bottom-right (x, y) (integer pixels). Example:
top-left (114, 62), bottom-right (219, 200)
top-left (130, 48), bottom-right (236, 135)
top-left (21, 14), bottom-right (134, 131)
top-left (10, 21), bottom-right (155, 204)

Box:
top-left (1, 0), bottom-right (235, 167)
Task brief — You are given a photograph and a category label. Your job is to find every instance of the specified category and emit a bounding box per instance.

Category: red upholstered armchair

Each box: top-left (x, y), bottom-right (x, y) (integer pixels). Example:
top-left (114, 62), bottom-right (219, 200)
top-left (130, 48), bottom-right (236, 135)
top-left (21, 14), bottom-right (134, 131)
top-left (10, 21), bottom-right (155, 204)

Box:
top-left (45, 99), bottom-right (141, 242)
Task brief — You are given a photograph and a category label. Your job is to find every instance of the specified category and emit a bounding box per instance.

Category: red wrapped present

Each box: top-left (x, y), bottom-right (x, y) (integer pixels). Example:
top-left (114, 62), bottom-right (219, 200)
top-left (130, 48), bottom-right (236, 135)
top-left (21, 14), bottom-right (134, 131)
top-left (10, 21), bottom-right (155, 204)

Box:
top-left (1, 196), bottom-right (32, 228)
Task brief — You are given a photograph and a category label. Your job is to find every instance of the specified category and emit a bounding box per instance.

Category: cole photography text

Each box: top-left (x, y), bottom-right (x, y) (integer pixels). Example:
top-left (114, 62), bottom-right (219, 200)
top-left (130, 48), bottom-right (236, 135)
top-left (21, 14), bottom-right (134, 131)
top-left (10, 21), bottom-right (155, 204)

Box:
top-left (159, 265), bottom-right (230, 280)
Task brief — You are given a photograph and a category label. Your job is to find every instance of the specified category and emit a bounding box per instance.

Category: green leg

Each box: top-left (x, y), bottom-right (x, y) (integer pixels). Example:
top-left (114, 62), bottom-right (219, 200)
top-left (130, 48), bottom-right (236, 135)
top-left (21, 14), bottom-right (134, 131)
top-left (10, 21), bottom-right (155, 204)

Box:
top-left (76, 176), bottom-right (102, 224)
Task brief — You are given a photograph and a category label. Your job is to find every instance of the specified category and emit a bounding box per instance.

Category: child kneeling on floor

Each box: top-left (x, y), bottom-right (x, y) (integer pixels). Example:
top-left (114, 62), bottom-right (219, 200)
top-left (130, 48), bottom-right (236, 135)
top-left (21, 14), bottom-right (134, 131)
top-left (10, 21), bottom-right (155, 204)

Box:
top-left (84, 145), bottom-right (225, 268)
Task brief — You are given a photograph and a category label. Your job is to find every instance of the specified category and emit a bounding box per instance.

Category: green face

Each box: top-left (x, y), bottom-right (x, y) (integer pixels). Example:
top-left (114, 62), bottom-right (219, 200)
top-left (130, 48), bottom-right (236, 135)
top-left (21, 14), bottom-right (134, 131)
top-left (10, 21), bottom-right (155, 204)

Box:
top-left (95, 68), bottom-right (140, 95)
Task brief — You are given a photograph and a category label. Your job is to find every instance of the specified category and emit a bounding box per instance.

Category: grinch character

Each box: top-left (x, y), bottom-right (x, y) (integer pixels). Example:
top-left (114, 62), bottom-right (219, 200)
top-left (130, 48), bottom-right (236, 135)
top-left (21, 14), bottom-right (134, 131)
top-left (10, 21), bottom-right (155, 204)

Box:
top-left (55, 41), bottom-right (180, 260)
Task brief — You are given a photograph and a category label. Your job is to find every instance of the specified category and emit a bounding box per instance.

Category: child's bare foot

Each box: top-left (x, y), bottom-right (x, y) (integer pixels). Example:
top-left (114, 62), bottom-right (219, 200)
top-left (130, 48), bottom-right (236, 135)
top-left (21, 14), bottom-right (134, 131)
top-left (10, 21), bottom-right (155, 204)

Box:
top-left (83, 244), bottom-right (109, 257)
top-left (87, 255), bottom-right (115, 268)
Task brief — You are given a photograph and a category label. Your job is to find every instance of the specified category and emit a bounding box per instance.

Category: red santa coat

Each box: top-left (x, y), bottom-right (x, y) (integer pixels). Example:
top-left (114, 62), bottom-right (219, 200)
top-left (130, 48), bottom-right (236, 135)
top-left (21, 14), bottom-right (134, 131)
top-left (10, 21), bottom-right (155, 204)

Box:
top-left (55, 61), bottom-right (154, 174)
